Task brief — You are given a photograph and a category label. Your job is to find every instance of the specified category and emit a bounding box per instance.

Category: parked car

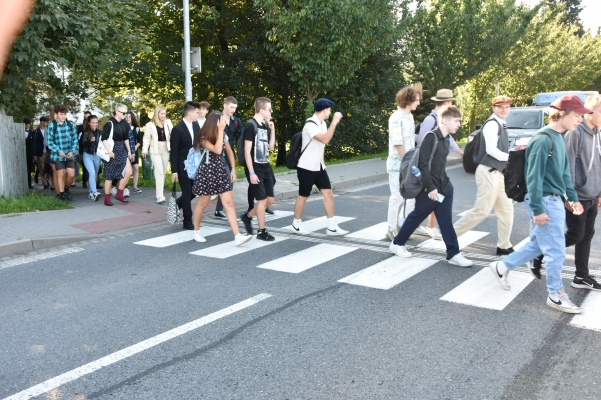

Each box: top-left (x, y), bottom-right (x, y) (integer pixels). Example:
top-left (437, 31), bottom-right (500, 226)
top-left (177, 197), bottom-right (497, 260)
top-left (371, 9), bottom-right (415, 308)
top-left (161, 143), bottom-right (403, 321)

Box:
top-left (468, 107), bottom-right (547, 148)
top-left (532, 91), bottom-right (598, 107)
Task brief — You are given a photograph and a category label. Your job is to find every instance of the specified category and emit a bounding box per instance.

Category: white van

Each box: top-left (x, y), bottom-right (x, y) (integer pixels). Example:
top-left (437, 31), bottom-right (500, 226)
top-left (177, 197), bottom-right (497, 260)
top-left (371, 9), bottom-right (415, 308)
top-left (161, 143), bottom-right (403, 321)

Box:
top-left (532, 91), bottom-right (599, 107)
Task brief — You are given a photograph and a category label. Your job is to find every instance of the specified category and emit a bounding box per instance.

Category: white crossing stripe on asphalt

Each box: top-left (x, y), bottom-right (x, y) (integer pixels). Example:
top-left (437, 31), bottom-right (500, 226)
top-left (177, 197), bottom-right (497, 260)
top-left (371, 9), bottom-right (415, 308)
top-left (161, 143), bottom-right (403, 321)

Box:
top-left (134, 227), bottom-right (228, 248)
top-left (256, 243), bottom-right (358, 273)
top-left (190, 236), bottom-right (288, 259)
top-left (440, 269), bottom-right (534, 310)
top-left (418, 230), bottom-right (489, 251)
top-left (2, 293), bottom-right (272, 400)
top-left (264, 210), bottom-right (294, 222)
top-left (570, 291), bottom-right (601, 332)
top-left (338, 256), bottom-right (437, 290)
top-left (284, 216), bottom-right (355, 233)
top-left (346, 222), bottom-right (389, 241)
top-left (0, 247), bottom-right (84, 270)
top-left (514, 237), bottom-right (530, 251)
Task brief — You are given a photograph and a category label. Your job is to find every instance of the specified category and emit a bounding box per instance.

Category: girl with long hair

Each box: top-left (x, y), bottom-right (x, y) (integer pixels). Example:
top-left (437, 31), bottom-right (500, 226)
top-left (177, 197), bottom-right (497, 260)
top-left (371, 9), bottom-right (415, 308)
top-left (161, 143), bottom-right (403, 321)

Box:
top-left (191, 111), bottom-right (250, 246)
top-left (125, 111), bottom-right (142, 193)
top-left (81, 115), bottom-right (102, 201)
top-left (142, 106), bottom-right (173, 203)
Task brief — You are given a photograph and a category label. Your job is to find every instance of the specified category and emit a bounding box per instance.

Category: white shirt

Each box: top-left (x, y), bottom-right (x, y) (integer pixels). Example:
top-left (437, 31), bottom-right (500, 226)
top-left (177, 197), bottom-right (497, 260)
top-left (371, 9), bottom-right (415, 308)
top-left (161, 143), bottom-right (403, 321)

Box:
top-left (482, 114), bottom-right (509, 162)
top-left (184, 120), bottom-right (194, 142)
top-left (297, 114), bottom-right (327, 171)
top-left (387, 107), bottom-right (415, 172)
top-left (198, 118), bottom-right (206, 129)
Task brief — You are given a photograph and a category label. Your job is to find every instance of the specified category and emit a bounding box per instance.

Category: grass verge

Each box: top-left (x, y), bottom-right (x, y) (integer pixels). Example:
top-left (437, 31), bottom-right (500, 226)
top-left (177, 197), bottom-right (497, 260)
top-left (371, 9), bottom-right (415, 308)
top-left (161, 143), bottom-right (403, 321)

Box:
top-left (0, 192), bottom-right (73, 214)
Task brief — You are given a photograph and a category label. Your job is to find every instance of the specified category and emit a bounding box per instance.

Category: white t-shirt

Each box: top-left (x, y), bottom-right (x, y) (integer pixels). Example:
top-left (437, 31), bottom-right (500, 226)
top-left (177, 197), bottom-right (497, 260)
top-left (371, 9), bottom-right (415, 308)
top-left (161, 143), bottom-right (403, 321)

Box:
top-left (297, 115), bottom-right (327, 171)
top-left (387, 107), bottom-right (415, 173)
top-left (482, 114), bottom-right (508, 162)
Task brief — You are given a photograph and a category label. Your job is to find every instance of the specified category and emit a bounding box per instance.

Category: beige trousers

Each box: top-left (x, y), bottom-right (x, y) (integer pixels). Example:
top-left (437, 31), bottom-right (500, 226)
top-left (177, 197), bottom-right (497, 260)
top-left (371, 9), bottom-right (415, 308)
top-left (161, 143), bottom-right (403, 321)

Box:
top-left (150, 142), bottom-right (170, 199)
top-left (453, 164), bottom-right (514, 248)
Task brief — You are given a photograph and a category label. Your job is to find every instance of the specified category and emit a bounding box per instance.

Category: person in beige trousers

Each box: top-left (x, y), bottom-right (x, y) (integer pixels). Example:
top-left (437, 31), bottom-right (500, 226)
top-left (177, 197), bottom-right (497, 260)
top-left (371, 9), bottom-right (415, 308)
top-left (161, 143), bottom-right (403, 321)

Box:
top-left (142, 106), bottom-right (173, 203)
top-left (454, 96), bottom-right (516, 255)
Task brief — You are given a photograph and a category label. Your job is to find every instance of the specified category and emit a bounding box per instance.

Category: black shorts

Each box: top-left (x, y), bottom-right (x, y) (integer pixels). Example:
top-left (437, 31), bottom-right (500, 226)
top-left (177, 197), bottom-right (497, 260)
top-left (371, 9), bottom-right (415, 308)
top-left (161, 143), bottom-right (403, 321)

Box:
top-left (250, 170), bottom-right (275, 201)
top-left (297, 167), bottom-right (331, 197)
top-left (53, 160), bottom-right (76, 171)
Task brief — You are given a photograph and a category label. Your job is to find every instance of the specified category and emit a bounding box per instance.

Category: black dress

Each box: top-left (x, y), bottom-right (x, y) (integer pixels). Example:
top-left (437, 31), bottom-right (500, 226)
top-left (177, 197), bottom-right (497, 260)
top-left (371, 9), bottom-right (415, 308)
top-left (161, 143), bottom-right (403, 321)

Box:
top-left (103, 141), bottom-right (127, 180)
top-left (192, 139), bottom-right (232, 196)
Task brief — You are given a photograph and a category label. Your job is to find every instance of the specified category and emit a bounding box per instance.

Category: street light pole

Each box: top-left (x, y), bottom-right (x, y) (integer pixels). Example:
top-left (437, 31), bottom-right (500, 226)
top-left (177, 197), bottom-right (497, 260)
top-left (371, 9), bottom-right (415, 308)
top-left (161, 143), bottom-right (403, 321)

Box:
top-left (183, 0), bottom-right (192, 101)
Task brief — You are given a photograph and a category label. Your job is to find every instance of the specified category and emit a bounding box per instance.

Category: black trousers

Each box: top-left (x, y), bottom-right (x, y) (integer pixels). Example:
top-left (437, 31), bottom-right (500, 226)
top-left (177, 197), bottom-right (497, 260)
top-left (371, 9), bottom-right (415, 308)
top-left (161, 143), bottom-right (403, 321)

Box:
top-left (176, 161), bottom-right (194, 223)
top-left (565, 198), bottom-right (598, 278)
top-left (26, 155), bottom-right (34, 187)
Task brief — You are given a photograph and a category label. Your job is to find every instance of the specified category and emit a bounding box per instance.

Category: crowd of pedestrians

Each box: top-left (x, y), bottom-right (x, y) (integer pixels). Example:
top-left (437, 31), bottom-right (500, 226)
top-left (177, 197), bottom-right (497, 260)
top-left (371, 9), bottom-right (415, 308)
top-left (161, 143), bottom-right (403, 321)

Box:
top-left (22, 90), bottom-right (601, 314)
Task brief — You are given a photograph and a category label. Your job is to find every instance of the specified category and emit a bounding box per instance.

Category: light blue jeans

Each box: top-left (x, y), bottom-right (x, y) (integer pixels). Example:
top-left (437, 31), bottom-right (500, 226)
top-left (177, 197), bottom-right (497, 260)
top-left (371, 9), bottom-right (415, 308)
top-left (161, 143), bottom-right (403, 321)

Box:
top-left (83, 152), bottom-right (101, 193)
top-left (503, 194), bottom-right (566, 294)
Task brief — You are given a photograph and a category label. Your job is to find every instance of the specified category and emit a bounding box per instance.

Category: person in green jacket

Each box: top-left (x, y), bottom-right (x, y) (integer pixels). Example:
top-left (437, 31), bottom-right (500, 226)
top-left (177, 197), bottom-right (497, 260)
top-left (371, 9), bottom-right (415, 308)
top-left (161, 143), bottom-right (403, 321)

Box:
top-left (488, 95), bottom-right (589, 314)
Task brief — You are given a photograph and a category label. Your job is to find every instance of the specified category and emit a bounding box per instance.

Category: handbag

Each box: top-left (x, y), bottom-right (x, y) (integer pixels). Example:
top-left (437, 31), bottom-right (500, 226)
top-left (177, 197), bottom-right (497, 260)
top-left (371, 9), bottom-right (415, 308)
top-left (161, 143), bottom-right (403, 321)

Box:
top-left (97, 121), bottom-right (114, 162)
top-left (167, 183), bottom-right (181, 224)
top-left (142, 155), bottom-right (153, 180)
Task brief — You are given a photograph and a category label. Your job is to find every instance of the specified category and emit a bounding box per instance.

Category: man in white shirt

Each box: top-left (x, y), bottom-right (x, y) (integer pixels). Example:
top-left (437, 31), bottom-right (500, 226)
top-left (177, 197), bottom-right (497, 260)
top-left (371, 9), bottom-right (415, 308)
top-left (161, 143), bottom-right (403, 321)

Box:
top-left (290, 98), bottom-right (348, 236)
top-left (453, 95), bottom-right (515, 255)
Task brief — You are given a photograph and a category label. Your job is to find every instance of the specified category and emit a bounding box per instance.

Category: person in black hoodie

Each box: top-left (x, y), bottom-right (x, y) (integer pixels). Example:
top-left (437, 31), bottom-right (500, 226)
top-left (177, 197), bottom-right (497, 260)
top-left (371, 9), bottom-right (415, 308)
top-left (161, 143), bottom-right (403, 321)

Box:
top-left (390, 105), bottom-right (472, 267)
top-left (81, 115), bottom-right (103, 201)
top-left (32, 116), bottom-right (49, 188)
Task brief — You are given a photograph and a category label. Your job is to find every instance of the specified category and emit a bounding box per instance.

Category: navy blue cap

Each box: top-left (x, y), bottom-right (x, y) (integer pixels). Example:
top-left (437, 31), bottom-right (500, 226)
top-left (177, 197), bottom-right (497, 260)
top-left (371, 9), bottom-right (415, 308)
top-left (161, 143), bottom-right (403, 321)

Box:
top-left (23, 118), bottom-right (31, 124)
top-left (314, 98), bottom-right (335, 112)
top-left (40, 116), bottom-right (50, 122)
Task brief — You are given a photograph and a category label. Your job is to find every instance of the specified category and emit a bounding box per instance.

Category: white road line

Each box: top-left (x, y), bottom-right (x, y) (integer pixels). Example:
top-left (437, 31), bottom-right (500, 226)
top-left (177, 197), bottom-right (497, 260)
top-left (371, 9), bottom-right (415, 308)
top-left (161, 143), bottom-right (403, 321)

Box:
top-left (514, 237), bottom-right (530, 251)
top-left (0, 248), bottom-right (84, 270)
top-left (134, 227), bottom-right (228, 248)
top-left (283, 216), bottom-right (355, 233)
top-left (346, 222), bottom-right (388, 241)
top-left (190, 236), bottom-right (288, 259)
top-left (570, 292), bottom-right (601, 332)
top-left (338, 256), bottom-right (437, 290)
top-left (418, 230), bottom-right (489, 251)
top-left (2, 293), bottom-right (272, 400)
top-left (264, 210), bottom-right (294, 221)
top-left (256, 243), bottom-right (357, 273)
top-left (440, 269), bottom-right (533, 310)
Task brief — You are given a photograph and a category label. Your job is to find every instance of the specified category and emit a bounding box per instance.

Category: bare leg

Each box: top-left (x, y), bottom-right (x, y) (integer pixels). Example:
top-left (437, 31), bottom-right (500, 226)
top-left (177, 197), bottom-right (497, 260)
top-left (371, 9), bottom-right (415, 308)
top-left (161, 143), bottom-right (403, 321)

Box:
top-left (133, 164), bottom-right (139, 188)
top-left (51, 164), bottom-right (59, 194)
top-left (65, 168), bottom-right (75, 187)
top-left (56, 169), bottom-right (66, 193)
top-left (294, 196), bottom-right (308, 219)
top-left (193, 195), bottom-right (210, 230)
top-left (118, 160), bottom-right (132, 190)
top-left (427, 212), bottom-right (436, 228)
top-left (218, 191), bottom-right (240, 235)
top-left (321, 189), bottom-right (335, 218)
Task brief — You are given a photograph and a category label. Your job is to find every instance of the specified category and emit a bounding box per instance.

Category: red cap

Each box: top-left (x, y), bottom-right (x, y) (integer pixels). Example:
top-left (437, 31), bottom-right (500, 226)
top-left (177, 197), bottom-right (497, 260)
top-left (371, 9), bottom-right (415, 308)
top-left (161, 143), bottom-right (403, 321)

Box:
top-left (550, 95), bottom-right (592, 114)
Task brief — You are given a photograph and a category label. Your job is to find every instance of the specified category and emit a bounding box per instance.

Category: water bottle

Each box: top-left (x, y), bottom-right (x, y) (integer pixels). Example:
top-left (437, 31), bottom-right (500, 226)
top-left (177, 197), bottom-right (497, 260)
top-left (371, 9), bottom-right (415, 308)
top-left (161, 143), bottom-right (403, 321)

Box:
top-left (411, 166), bottom-right (422, 184)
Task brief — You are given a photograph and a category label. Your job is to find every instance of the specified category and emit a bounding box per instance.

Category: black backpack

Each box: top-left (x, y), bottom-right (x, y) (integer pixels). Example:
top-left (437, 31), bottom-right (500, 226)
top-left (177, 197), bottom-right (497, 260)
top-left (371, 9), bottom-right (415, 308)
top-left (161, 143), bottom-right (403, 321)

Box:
top-left (462, 119), bottom-right (502, 174)
top-left (237, 119), bottom-right (258, 166)
top-left (399, 131), bottom-right (438, 199)
top-left (504, 131), bottom-right (553, 202)
top-left (286, 119), bottom-right (317, 169)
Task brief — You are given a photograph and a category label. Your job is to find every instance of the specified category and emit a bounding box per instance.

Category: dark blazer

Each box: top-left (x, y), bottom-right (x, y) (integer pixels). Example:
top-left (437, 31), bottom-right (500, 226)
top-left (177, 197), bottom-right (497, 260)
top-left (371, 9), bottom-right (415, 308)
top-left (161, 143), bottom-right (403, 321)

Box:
top-left (170, 120), bottom-right (200, 175)
top-left (25, 128), bottom-right (35, 157)
top-left (32, 128), bottom-right (45, 157)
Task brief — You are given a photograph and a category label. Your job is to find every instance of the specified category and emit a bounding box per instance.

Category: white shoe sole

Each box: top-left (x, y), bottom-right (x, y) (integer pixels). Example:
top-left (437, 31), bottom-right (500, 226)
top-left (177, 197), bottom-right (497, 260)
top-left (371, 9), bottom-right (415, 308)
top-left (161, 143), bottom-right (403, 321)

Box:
top-left (488, 262), bottom-right (510, 291)
top-left (193, 236), bottom-right (206, 243)
top-left (291, 226), bottom-right (310, 235)
top-left (326, 229), bottom-right (348, 236)
top-left (235, 235), bottom-right (252, 246)
top-left (546, 299), bottom-right (582, 314)
top-left (448, 257), bottom-right (473, 267)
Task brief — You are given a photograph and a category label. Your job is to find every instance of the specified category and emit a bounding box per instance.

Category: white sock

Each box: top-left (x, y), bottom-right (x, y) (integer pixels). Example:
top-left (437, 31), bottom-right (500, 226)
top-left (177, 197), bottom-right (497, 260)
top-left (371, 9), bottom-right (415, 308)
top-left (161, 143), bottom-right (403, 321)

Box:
top-left (327, 217), bottom-right (337, 230)
top-left (496, 261), bottom-right (508, 275)
top-left (194, 230), bottom-right (200, 234)
top-left (292, 218), bottom-right (302, 228)
top-left (548, 291), bottom-right (560, 301)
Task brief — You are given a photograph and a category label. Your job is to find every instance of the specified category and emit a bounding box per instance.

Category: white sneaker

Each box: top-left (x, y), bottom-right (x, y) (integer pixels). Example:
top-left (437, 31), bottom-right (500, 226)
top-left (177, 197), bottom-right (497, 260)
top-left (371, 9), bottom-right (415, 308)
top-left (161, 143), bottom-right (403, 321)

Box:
top-left (326, 227), bottom-right (349, 236)
top-left (389, 242), bottom-right (412, 258)
top-left (424, 226), bottom-right (442, 240)
top-left (157, 196), bottom-right (166, 204)
top-left (291, 222), bottom-right (310, 235)
top-left (488, 261), bottom-right (511, 290)
top-left (193, 231), bottom-right (206, 243)
top-left (448, 253), bottom-right (472, 267)
top-left (110, 187), bottom-right (117, 196)
top-left (123, 188), bottom-right (130, 197)
top-left (385, 228), bottom-right (399, 241)
top-left (546, 289), bottom-right (582, 314)
top-left (413, 226), bottom-right (429, 236)
top-left (87, 193), bottom-right (95, 200)
top-left (235, 233), bottom-right (252, 246)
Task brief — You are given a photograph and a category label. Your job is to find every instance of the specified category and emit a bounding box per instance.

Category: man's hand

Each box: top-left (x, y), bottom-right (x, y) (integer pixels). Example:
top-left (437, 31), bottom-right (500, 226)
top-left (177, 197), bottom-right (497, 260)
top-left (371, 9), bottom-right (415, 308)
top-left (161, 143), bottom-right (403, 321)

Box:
top-left (268, 121), bottom-right (275, 131)
top-left (171, 173), bottom-right (178, 183)
top-left (59, 152), bottom-right (66, 158)
top-left (428, 189), bottom-right (439, 201)
top-left (66, 152), bottom-right (73, 159)
top-left (230, 170), bottom-right (237, 183)
top-left (571, 202), bottom-right (584, 215)
top-left (249, 173), bottom-right (260, 184)
top-left (533, 213), bottom-right (551, 225)
top-left (598, 197), bottom-right (601, 210)
top-left (332, 112), bottom-right (343, 125)
top-left (109, 151), bottom-right (115, 159)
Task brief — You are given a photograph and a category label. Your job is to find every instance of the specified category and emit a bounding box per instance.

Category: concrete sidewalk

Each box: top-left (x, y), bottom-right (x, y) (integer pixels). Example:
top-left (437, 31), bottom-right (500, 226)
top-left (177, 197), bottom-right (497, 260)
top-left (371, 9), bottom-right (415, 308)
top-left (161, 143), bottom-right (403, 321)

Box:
top-left (0, 152), bottom-right (463, 257)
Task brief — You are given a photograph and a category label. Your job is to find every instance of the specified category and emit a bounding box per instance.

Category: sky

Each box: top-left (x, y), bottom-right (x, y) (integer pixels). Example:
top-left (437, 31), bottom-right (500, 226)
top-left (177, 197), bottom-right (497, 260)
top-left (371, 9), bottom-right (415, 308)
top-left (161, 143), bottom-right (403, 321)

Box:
top-left (521, 0), bottom-right (601, 34)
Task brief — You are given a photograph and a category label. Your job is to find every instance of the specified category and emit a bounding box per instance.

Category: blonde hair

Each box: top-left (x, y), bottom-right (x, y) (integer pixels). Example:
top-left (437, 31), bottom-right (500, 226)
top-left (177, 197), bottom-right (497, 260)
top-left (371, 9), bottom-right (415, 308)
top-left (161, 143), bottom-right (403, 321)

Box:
top-left (152, 106), bottom-right (166, 126)
top-left (584, 94), bottom-right (601, 110)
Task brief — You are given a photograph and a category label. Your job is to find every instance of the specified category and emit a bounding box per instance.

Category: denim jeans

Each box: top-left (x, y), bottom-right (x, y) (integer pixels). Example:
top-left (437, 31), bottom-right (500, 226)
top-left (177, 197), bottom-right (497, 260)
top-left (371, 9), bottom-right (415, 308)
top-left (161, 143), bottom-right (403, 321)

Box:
top-left (83, 152), bottom-right (101, 193)
top-left (393, 182), bottom-right (460, 260)
top-left (503, 194), bottom-right (566, 294)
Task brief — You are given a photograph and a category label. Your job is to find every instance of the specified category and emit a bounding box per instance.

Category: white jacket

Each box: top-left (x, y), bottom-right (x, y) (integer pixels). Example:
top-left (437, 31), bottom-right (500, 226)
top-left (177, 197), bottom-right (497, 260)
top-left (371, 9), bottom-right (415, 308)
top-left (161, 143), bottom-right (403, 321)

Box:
top-left (143, 120), bottom-right (173, 154)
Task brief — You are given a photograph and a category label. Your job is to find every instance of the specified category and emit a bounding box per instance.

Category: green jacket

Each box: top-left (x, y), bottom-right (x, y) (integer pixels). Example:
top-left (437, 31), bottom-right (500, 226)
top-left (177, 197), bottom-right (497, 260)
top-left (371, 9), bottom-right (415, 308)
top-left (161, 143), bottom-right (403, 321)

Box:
top-left (525, 126), bottom-right (578, 216)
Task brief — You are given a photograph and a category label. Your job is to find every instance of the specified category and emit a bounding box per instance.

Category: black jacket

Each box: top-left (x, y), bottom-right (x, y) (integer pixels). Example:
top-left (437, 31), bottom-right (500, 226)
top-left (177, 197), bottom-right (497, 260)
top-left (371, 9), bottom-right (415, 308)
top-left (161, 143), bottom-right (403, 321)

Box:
top-left (418, 128), bottom-right (451, 194)
top-left (31, 128), bottom-right (45, 157)
top-left (25, 128), bottom-right (34, 157)
top-left (169, 120), bottom-right (200, 175)
top-left (81, 129), bottom-right (101, 155)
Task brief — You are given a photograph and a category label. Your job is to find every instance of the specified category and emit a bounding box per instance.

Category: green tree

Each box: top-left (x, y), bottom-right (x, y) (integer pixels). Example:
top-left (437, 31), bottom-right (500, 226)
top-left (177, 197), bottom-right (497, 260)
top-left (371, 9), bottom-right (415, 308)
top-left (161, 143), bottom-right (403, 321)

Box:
top-left (547, 0), bottom-right (584, 34)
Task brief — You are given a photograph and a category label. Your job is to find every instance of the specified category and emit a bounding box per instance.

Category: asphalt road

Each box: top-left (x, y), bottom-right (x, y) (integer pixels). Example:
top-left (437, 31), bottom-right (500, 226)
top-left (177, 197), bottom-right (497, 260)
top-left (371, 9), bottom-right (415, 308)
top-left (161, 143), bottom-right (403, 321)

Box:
top-left (2, 165), bottom-right (600, 400)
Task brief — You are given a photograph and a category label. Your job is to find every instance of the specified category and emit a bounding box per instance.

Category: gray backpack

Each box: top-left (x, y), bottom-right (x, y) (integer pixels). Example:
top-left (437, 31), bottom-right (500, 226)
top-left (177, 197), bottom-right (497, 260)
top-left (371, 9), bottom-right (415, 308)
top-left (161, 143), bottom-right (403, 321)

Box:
top-left (399, 131), bottom-right (438, 199)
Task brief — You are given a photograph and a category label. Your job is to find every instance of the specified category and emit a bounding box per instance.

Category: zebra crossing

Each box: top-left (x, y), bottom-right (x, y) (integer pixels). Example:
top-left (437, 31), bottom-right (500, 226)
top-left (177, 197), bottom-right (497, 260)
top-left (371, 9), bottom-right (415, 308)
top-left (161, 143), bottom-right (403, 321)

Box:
top-left (133, 216), bottom-right (601, 332)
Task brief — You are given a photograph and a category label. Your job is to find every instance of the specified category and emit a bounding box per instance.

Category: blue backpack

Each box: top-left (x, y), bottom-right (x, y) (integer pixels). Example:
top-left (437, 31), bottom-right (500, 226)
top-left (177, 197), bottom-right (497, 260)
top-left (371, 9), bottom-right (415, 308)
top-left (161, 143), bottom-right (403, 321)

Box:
top-left (184, 146), bottom-right (210, 179)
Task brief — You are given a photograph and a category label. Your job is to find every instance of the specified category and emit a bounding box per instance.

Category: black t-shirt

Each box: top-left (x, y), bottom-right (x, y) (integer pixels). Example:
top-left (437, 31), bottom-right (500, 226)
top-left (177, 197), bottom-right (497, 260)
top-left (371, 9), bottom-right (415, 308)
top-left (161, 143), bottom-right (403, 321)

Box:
top-left (101, 118), bottom-right (129, 142)
top-left (243, 118), bottom-right (272, 173)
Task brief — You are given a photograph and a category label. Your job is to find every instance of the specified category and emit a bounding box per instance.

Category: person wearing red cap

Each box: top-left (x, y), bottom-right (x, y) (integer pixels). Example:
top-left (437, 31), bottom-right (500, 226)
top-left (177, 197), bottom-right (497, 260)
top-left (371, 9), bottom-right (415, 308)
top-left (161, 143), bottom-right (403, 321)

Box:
top-left (489, 94), bottom-right (588, 314)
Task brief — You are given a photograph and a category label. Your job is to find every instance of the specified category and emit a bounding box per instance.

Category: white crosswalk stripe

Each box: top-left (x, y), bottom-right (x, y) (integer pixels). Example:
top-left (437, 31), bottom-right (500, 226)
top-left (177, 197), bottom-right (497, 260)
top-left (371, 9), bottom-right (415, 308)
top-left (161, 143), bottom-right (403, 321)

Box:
top-left (190, 236), bottom-right (288, 259)
top-left (256, 243), bottom-right (358, 273)
top-left (346, 222), bottom-right (388, 241)
top-left (570, 292), bottom-right (601, 332)
top-left (418, 230), bottom-right (489, 251)
top-left (338, 256), bottom-right (437, 290)
top-left (284, 216), bottom-right (355, 233)
top-left (440, 269), bottom-right (534, 310)
top-left (134, 227), bottom-right (228, 248)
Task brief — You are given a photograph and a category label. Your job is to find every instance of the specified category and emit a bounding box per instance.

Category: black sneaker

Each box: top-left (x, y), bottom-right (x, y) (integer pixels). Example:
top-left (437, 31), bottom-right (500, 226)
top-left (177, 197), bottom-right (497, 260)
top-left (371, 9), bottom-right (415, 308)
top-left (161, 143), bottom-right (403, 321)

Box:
top-left (64, 187), bottom-right (73, 201)
top-left (528, 257), bottom-right (543, 280)
top-left (496, 247), bottom-right (514, 256)
top-left (257, 229), bottom-right (275, 241)
top-left (571, 276), bottom-right (601, 291)
top-left (214, 210), bottom-right (227, 219)
top-left (82, 183), bottom-right (87, 189)
top-left (265, 207), bottom-right (274, 215)
top-left (240, 212), bottom-right (253, 235)
top-left (58, 192), bottom-right (70, 203)
top-left (43, 184), bottom-right (49, 189)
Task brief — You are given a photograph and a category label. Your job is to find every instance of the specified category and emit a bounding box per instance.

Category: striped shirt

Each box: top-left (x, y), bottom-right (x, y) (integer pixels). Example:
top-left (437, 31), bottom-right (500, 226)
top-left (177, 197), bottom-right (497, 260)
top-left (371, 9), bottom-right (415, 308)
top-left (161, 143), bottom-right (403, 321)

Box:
top-left (47, 120), bottom-right (78, 162)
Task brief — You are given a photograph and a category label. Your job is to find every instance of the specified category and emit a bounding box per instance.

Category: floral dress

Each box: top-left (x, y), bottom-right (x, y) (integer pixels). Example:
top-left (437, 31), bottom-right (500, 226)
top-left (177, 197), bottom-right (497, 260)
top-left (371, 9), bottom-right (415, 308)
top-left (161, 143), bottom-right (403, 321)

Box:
top-left (191, 138), bottom-right (232, 196)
